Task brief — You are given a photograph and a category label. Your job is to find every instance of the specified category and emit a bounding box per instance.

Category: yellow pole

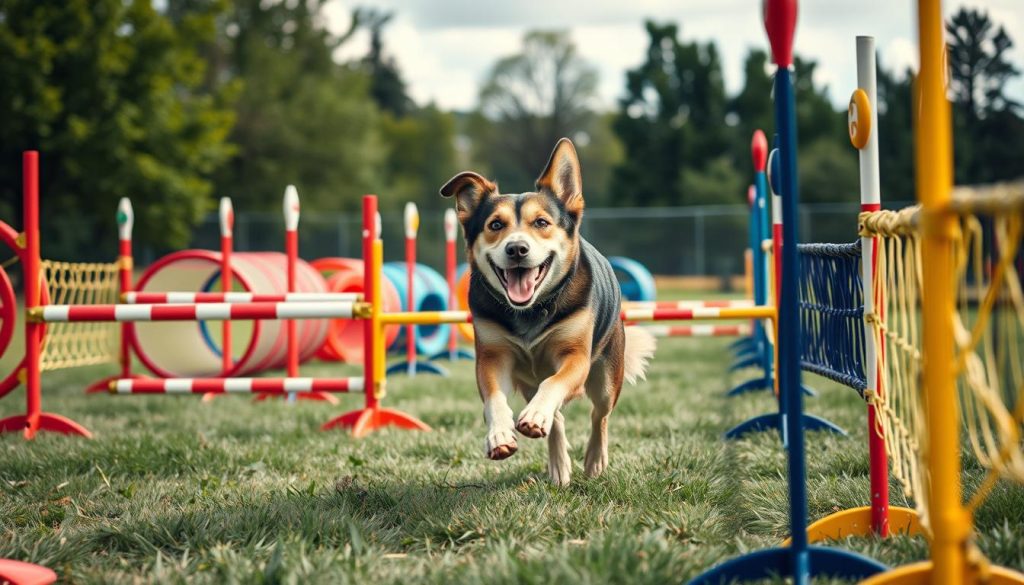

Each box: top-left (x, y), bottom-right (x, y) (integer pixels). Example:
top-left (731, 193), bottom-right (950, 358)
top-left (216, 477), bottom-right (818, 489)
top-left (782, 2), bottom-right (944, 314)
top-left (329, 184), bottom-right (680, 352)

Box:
top-left (916, 1), bottom-right (969, 583)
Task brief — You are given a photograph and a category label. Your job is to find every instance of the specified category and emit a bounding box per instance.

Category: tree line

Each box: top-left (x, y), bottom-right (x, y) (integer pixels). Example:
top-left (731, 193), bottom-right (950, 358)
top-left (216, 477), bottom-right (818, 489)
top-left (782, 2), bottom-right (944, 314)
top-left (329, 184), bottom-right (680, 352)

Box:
top-left (0, 1), bottom-right (1020, 260)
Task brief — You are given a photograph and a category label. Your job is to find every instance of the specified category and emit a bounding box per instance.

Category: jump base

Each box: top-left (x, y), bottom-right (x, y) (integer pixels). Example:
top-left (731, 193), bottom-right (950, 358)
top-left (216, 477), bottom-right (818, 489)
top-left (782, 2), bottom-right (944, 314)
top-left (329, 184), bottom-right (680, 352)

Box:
top-left (0, 559), bottom-right (57, 585)
top-left (322, 406), bottom-right (431, 438)
top-left (860, 561), bottom-right (1024, 585)
top-left (428, 348), bottom-right (475, 362)
top-left (724, 412), bottom-right (846, 441)
top-left (385, 360), bottom-right (447, 377)
top-left (687, 545), bottom-right (887, 584)
top-left (0, 412), bottom-right (92, 440)
top-left (782, 506), bottom-right (923, 546)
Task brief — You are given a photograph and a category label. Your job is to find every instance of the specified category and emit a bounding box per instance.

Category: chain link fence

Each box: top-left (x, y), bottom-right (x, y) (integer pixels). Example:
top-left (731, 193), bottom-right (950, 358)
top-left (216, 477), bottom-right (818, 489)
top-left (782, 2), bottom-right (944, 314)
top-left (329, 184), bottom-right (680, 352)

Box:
top-left (128, 202), bottom-right (910, 280)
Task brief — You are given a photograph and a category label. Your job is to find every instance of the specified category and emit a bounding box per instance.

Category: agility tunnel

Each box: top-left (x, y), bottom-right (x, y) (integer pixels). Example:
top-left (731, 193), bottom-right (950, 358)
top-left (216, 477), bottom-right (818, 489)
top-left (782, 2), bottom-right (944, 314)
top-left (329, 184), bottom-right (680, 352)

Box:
top-left (311, 257), bottom-right (401, 364)
top-left (130, 251), bottom-right (330, 378)
top-left (381, 262), bottom-right (450, 357)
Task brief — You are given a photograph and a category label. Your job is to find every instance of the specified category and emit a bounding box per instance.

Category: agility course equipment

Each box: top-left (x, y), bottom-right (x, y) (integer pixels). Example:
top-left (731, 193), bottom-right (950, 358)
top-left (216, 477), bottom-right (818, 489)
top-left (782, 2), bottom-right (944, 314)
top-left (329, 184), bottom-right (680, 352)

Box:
top-left (689, 1), bottom-right (889, 581)
top-left (854, 2), bottom-right (1024, 574)
top-left (0, 559), bottom-right (57, 585)
top-left (431, 208), bottom-right (474, 361)
top-left (0, 157), bottom-right (434, 438)
top-left (384, 202), bottom-right (447, 377)
top-left (775, 35), bottom-right (921, 544)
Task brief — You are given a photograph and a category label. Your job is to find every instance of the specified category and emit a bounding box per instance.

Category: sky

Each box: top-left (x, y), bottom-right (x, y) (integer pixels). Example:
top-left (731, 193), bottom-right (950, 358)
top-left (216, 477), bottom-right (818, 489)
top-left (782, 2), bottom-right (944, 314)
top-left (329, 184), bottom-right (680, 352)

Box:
top-left (322, 0), bottom-right (1024, 112)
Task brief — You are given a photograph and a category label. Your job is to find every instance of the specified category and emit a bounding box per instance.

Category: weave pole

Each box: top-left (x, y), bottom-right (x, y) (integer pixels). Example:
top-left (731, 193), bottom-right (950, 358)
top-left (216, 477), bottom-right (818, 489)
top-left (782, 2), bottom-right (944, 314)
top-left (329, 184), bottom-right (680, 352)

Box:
top-left (386, 203), bottom-right (445, 377)
top-left (0, 152), bottom-right (91, 439)
top-left (321, 195), bottom-right (431, 437)
top-left (431, 208), bottom-right (474, 361)
top-left (728, 132), bottom-right (778, 383)
top-left (84, 198), bottom-right (150, 393)
top-left (690, 1), bottom-right (886, 582)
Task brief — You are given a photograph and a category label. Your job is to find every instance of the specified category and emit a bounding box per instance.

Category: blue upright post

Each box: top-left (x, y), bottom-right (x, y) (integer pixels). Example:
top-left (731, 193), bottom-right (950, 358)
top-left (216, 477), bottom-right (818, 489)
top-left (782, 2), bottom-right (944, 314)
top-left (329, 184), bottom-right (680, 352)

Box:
top-left (692, 2), bottom-right (886, 582)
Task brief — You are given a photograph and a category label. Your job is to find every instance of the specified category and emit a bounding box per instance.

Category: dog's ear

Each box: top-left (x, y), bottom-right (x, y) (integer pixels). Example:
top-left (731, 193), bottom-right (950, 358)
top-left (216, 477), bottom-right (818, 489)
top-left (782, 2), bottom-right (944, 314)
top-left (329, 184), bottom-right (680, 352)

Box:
top-left (536, 138), bottom-right (583, 217)
top-left (440, 171), bottom-right (497, 222)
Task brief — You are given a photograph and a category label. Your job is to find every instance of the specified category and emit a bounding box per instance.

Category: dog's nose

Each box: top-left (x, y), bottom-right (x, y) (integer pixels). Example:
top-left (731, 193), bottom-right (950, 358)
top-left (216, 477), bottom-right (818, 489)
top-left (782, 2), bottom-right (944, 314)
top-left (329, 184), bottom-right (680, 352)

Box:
top-left (505, 241), bottom-right (530, 259)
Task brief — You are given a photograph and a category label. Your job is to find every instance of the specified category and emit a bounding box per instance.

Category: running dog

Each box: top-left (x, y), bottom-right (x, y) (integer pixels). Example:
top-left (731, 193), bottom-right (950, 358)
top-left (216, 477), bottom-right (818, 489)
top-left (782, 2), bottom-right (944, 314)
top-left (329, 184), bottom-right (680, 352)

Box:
top-left (440, 138), bottom-right (656, 486)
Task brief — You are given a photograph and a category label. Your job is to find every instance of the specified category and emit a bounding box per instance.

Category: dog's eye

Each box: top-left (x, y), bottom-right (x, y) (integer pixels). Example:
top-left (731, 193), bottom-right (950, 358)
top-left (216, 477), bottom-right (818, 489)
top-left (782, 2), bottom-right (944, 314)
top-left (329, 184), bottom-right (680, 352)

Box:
top-left (488, 220), bottom-right (503, 231)
top-left (534, 218), bottom-right (549, 228)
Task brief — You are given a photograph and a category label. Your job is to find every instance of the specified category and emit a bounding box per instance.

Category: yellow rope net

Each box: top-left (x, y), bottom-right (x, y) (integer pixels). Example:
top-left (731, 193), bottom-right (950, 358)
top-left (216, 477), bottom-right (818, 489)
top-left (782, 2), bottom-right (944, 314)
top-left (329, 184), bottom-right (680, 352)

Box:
top-left (859, 180), bottom-right (1024, 538)
top-left (39, 259), bottom-right (121, 371)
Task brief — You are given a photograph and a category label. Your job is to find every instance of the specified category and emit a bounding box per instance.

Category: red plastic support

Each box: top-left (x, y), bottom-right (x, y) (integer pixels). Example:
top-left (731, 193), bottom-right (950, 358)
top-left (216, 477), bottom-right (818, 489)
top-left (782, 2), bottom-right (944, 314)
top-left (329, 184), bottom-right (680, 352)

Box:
top-left (0, 559), bottom-right (57, 585)
top-left (752, 129), bottom-right (768, 172)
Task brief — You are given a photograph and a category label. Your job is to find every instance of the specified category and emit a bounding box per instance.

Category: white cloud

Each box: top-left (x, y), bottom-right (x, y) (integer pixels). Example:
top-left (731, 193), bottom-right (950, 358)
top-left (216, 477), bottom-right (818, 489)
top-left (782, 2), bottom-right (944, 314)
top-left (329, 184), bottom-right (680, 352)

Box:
top-left (322, 0), bottom-right (1024, 112)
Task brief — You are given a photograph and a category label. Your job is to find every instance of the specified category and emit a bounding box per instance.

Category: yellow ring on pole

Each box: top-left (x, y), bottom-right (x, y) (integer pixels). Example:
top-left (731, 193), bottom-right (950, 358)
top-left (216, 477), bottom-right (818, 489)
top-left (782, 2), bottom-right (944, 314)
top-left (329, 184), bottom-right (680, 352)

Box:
top-left (848, 88), bottom-right (872, 150)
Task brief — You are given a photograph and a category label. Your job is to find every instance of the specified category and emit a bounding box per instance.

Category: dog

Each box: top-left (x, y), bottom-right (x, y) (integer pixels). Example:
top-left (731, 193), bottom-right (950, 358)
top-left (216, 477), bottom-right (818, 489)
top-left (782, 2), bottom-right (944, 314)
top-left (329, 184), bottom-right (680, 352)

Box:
top-left (440, 138), bottom-right (656, 486)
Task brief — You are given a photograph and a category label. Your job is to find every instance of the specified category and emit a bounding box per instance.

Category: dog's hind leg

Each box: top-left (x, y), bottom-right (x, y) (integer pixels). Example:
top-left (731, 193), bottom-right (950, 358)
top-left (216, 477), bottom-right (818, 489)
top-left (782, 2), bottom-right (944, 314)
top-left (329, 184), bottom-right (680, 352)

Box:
top-left (547, 410), bottom-right (572, 486)
top-left (584, 358), bottom-right (623, 478)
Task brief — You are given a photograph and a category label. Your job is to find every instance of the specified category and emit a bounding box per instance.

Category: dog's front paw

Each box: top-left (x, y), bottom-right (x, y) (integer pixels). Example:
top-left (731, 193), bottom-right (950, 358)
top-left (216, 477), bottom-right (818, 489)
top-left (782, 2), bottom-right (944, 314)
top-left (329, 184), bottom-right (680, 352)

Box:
top-left (485, 429), bottom-right (518, 460)
top-left (548, 453), bottom-right (572, 486)
top-left (516, 405), bottom-right (552, 438)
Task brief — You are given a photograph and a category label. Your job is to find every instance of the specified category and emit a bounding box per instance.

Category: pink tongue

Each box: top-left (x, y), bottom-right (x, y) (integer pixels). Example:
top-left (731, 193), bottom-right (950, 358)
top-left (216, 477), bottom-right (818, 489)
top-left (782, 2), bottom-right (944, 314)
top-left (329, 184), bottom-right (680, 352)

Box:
top-left (506, 267), bottom-right (538, 304)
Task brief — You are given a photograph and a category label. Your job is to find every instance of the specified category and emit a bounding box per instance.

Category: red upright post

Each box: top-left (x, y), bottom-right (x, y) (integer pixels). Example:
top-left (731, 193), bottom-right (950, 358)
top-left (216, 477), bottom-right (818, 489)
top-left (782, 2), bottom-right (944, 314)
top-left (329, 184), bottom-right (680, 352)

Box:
top-left (404, 202), bottom-right (419, 376)
top-left (0, 152), bottom-right (91, 438)
top-left (220, 197), bottom-right (234, 375)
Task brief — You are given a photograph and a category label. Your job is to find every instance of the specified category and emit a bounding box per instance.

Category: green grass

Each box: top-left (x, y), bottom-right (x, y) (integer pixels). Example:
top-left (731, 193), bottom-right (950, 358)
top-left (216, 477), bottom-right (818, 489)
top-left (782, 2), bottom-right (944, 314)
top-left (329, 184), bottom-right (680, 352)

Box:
top-left (2, 298), bottom-right (1023, 583)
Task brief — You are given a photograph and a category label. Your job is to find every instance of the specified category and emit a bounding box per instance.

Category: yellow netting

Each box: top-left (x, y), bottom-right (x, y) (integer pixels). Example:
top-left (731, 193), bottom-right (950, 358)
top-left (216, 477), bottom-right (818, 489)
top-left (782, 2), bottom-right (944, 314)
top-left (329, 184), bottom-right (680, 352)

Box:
top-left (951, 184), bottom-right (1024, 513)
top-left (859, 206), bottom-right (931, 531)
top-left (39, 259), bottom-right (121, 371)
top-left (859, 180), bottom-right (1024, 538)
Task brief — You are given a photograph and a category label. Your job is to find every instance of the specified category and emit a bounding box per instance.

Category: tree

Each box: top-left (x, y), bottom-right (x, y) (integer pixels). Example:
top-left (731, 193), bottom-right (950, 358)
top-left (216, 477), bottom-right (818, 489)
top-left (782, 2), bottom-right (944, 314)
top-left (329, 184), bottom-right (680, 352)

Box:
top-left (208, 0), bottom-right (384, 214)
top-left (875, 58), bottom-right (916, 200)
top-left (0, 0), bottom-right (236, 259)
top-left (359, 9), bottom-right (413, 117)
top-left (475, 30), bottom-right (599, 189)
top-left (946, 7), bottom-right (1023, 183)
top-left (612, 21), bottom-right (732, 206)
top-left (377, 104), bottom-right (457, 210)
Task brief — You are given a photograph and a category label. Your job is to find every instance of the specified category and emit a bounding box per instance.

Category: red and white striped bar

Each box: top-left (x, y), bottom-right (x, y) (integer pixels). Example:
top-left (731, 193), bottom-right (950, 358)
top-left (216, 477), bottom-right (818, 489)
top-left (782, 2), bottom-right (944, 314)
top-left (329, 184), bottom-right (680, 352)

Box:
top-left (32, 301), bottom-right (361, 323)
top-left (621, 299), bottom-right (755, 310)
top-left (111, 377), bottom-right (364, 394)
top-left (620, 306), bottom-right (775, 322)
top-left (637, 323), bottom-right (752, 338)
top-left (123, 291), bottom-right (360, 304)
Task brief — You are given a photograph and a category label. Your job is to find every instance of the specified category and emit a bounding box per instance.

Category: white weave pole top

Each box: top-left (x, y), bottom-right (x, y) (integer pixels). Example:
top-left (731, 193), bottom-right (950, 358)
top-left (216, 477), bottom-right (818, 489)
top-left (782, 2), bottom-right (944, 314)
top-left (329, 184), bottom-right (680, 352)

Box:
top-left (404, 202), bottom-right (419, 239)
top-left (219, 197), bottom-right (234, 237)
top-left (856, 36), bottom-right (881, 208)
top-left (284, 185), bottom-right (300, 231)
top-left (444, 208), bottom-right (458, 243)
top-left (117, 197), bottom-right (133, 241)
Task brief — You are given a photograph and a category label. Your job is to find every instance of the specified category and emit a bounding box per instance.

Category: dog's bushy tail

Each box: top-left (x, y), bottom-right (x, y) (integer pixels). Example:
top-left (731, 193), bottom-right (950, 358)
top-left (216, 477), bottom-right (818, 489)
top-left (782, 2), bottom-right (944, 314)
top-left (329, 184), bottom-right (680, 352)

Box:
top-left (623, 326), bottom-right (657, 385)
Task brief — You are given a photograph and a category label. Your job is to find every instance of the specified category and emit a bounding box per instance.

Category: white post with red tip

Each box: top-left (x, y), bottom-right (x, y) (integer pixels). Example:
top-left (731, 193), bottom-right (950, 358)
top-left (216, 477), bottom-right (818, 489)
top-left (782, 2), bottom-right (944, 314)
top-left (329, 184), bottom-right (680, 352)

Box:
top-left (404, 202), bottom-right (419, 376)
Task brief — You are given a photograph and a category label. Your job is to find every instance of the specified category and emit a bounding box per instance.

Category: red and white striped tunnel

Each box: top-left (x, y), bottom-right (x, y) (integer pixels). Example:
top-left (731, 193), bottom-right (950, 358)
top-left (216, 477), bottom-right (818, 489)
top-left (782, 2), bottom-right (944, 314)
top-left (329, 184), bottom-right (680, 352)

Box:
top-left (129, 250), bottom-right (331, 378)
top-left (111, 377), bottom-right (364, 394)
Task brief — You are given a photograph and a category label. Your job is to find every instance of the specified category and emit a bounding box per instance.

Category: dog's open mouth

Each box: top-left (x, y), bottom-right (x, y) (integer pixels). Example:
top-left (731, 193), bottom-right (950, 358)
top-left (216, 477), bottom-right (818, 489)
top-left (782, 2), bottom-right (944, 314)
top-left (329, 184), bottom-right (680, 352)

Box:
top-left (490, 254), bottom-right (554, 306)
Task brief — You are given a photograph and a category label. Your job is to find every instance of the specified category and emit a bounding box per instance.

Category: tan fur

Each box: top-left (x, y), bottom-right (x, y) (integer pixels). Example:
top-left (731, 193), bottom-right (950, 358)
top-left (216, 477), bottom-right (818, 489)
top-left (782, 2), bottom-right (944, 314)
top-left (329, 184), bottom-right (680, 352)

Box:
top-left (622, 326), bottom-right (657, 385)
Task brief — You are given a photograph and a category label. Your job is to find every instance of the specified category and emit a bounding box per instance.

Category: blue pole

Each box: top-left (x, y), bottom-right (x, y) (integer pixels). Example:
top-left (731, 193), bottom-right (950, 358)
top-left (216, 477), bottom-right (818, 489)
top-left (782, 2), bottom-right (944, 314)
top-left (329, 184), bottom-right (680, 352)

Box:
top-left (775, 65), bottom-right (809, 583)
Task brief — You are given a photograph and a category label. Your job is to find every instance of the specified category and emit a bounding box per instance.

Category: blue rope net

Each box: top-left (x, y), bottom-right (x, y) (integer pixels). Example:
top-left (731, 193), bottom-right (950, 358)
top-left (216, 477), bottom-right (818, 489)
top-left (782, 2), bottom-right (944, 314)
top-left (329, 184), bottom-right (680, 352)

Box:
top-left (797, 241), bottom-right (868, 395)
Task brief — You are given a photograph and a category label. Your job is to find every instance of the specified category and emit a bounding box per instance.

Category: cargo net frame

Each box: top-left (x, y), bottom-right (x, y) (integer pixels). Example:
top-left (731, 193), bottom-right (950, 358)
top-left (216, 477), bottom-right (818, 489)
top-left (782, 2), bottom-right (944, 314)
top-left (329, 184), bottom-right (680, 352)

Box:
top-left (860, 180), bottom-right (1024, 575)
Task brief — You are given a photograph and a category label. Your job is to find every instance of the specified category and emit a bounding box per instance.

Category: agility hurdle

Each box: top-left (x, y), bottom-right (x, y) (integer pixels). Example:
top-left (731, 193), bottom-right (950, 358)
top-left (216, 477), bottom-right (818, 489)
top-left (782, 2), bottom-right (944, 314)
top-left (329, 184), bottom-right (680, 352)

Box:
top-left (689, 2), bottom-right (889, 581)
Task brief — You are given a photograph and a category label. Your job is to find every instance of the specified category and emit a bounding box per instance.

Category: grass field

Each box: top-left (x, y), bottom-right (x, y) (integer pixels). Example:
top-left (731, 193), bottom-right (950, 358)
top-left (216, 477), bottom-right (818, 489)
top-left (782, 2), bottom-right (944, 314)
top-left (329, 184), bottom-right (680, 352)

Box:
top-left (2, 304), bottom-right (1023, 583)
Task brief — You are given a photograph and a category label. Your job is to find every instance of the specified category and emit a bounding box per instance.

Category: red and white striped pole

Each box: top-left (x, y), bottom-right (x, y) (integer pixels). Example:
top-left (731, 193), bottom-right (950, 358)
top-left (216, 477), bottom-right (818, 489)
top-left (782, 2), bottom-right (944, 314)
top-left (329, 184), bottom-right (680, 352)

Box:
top-left (444, 208), bottom-right (458, 360)
top-left (404, 202), bottom-right (419, 377)
top-left (117, 198), bottom-right (134, 379)
top-left (219, 197), bottom-right (233, 375)
top-left (854, 35), bottom-right (889, 537)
